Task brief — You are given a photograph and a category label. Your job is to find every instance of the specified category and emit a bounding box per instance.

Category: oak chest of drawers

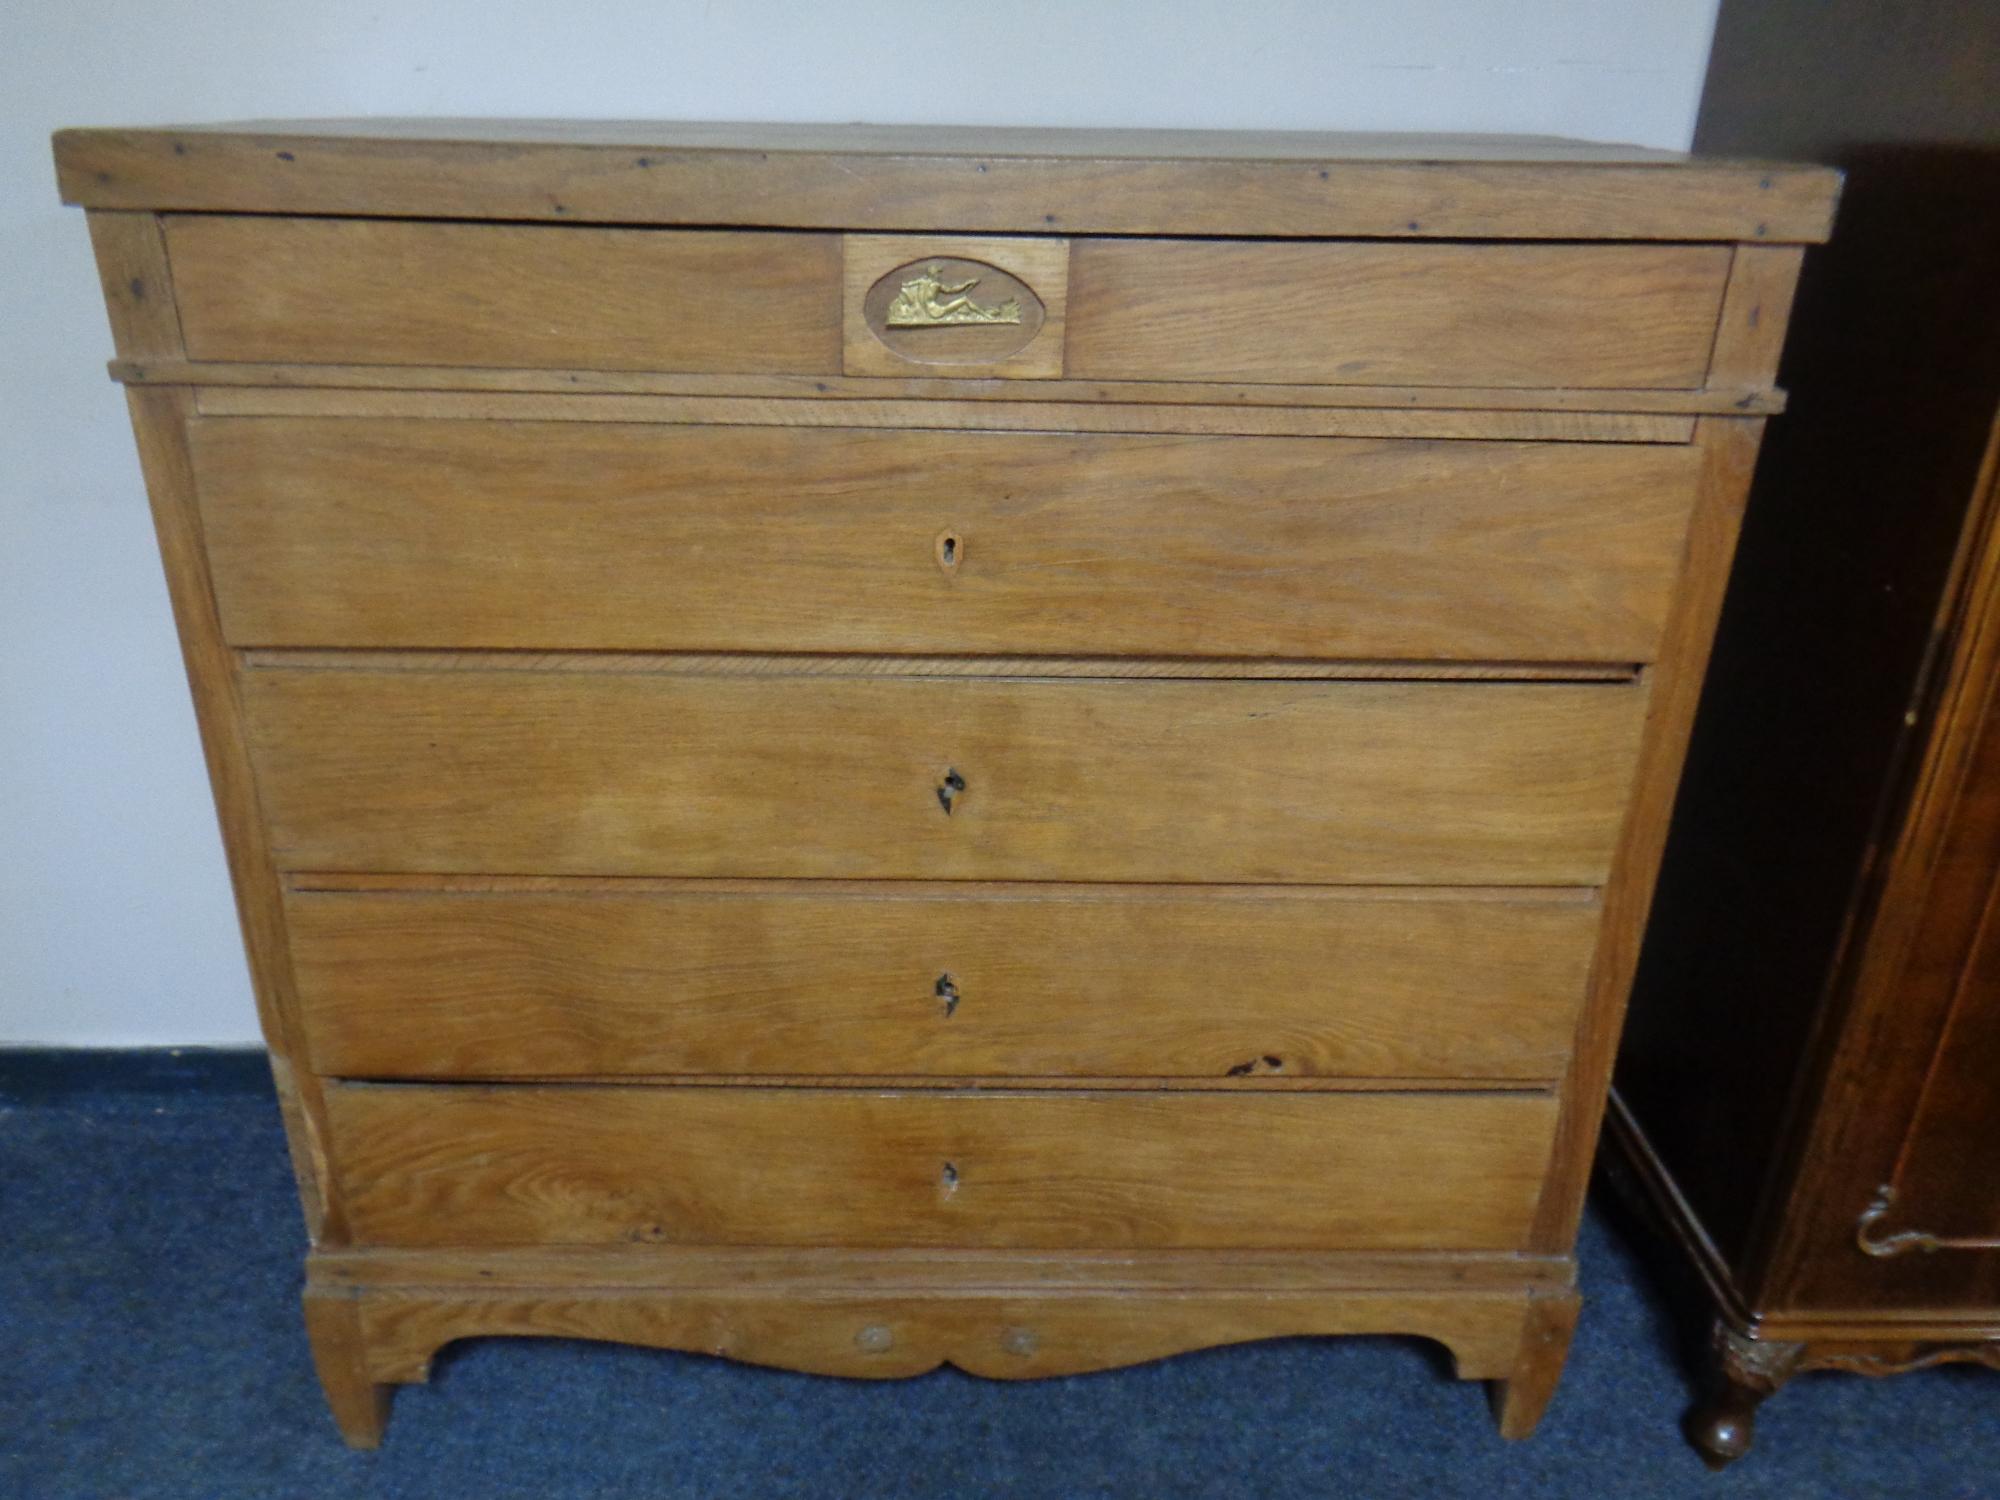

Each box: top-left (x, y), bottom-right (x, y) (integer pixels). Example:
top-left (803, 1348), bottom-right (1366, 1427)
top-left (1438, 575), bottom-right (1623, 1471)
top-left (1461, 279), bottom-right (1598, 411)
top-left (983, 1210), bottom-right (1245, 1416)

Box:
top-left (54, 121), bottom-right (1837, 1447)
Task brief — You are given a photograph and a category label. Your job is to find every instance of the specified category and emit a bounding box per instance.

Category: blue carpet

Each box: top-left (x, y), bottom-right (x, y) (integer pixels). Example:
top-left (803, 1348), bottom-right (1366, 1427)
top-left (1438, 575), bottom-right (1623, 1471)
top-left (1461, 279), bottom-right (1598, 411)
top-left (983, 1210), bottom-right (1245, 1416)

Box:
top-left (2, 1082), bottom-right (1994, 1498)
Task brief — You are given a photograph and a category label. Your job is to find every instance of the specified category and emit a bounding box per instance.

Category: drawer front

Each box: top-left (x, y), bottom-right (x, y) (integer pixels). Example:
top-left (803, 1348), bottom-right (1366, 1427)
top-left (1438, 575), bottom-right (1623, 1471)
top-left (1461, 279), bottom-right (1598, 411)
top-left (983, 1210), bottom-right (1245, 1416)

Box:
top-left (287, 886), bottom-right (1599, 1081)
top-left (1066, 240), bottom-right (1733, 388)
top-left (323, 1085), bottom-right (1561, 1250)
top-left (194, 419), bottom-right (1701, 662)
top-left (165, 218), bottom-right (1731, 391)
top-left (164, 217), bottom-right (843, 373)
top-left (243, 672), bottom-right (1648, 884)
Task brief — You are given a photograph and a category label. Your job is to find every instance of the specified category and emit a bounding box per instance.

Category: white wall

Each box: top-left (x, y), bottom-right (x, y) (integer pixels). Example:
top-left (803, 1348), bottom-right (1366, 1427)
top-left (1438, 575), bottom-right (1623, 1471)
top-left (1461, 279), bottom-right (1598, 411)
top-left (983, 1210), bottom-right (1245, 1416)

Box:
top-left (0, 0), bottom-right (1722, 1046)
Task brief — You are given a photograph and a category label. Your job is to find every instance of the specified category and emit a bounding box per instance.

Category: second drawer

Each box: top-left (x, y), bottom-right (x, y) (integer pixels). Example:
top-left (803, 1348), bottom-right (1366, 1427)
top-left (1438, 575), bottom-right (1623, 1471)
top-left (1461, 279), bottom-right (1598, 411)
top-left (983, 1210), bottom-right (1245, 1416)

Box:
top-left (286, 883), bottom-right (1600, 1081)
top-left (191, 419), bottom-right (1702, 662)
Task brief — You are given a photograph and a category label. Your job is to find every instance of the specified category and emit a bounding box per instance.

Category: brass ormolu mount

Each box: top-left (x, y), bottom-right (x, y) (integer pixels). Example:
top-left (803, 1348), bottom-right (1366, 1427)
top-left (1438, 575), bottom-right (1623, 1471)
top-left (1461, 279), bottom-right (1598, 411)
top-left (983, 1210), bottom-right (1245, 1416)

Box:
top-left (1856, 1184), bottom-right (2000, 1257)
top-left (886, 263), bottom-right (1022, 327)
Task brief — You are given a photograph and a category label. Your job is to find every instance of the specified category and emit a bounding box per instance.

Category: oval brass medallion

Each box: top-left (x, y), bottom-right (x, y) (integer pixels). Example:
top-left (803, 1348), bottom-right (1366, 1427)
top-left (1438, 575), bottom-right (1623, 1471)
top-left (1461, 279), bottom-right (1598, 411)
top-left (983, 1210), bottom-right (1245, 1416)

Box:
top-left (864, 257), bottom-right (1046, 365)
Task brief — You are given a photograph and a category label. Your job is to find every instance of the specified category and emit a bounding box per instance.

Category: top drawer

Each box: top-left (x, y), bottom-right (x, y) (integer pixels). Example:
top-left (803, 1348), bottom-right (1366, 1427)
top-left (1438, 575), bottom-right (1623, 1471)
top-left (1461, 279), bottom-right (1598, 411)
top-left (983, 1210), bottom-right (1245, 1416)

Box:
top-left (163, 217), bottom-right (1733, 388)
top-left (1064, 240), bottom-right (1731, 389)
top-left (164, 217), bottom-right (846, 375)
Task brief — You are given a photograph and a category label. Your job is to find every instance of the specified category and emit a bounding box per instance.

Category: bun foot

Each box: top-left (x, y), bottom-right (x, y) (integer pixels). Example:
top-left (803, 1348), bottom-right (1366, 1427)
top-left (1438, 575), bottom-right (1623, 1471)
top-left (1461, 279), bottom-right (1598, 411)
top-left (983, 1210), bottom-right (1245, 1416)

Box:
top-left (1686, 1380), bottom-right (1766, 1469)
top-left (1686, 1321), bottom-right (1804, 1468)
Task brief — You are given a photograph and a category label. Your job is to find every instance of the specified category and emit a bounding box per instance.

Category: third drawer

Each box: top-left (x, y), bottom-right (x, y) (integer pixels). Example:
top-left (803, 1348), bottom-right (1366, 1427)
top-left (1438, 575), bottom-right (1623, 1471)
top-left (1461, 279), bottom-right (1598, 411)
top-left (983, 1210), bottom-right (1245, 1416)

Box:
top-left (285, 882), bottom-right (1599, 1081)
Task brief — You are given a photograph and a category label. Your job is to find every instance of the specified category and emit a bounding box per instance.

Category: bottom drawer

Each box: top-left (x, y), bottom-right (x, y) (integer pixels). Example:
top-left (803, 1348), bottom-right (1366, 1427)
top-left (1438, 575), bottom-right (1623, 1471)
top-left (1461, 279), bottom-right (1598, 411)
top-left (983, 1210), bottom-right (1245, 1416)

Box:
top-left (324, 1085), bottom-right (1560, 1251)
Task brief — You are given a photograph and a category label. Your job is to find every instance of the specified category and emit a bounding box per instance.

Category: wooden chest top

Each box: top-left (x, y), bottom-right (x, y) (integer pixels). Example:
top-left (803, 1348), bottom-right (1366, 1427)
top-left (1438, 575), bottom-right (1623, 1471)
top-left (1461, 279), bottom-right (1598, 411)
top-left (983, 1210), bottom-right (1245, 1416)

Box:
top-left (55, 119), bottom-right (1839, 240)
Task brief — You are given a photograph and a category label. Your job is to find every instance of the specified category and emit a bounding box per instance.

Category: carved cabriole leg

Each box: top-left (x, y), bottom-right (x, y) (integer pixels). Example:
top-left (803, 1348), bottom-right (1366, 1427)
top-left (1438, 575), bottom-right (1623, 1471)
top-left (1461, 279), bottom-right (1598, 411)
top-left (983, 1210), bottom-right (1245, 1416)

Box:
top-left (1686, 1321), bottom-right (1805, 1470)
top-left (1490, 1289), bottom-right (1581, 1439)
top-left (302, 1289), bottom-right (394, 1449)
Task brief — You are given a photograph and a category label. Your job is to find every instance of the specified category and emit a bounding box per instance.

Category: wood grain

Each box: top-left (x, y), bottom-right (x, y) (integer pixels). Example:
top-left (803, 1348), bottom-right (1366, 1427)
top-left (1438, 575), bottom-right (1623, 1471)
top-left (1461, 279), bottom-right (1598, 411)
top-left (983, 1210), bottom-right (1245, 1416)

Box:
top-left (110, 360), bottom-right (1792, 413)
top-left (248, 651), bottom-right (1640, 684)
top-left (1067, 241), bottom-right (1732, 389)
top-left (301, 1289), bottom-right (391, 1448)
top-left (342, 1287), bottom-right (1536, 1389)
top-left (83, 211), bottom-right (182, 359)
top-left (189, 386), bottom-right (1697, 443)
top-left (284, 884), bottom-right (1598, 1082)
top-left (164, 216), bottom-right (843, 374)
top-left (1530, 417), bottom-right (1766, 1251)
top-left (1492, 1289), bottom-right (1582, 1438)
top-left (307, 1241), bottom-right (1580, 1294)
top-left (268, 1052), bottom-right (329, 1244)
top-left (53, 122), bottom-right (1842, 242)
top-left (121, 386), bottom-right (350, 1246)
top-left (241, 670), bottom-right (1650, 884)
top-left (59, 120), bottom-right (1822, 1444)
top-left (1706, 245), bottom-right (1808, 390)
top-left (191, 419), bottom-right (1703, 661)
top-left (354, 1075), bottom-right (1549, 1095)
top-left (323, 1085), bottom-right (1561, 1251)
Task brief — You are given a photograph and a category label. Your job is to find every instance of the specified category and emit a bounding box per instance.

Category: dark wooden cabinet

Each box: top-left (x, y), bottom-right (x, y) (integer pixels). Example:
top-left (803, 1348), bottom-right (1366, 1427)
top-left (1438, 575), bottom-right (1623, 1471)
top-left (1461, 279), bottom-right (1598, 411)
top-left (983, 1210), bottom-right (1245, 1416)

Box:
top-left (1610, 0), bottom-right (2000, 1468)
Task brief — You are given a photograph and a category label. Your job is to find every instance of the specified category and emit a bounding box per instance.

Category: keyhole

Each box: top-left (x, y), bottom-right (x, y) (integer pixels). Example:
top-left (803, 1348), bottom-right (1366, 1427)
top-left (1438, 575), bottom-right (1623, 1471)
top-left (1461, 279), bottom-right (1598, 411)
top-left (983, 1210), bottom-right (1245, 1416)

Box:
top-left (936, 768), bottom-right (966, 815)
top-left (935, 973), bottom-right (961, 1018)
top-left (936, 530), bottom-right (963, 573)
top-left (1226, 1054), bottom-right (1287, 1077)
top-left (940, 1162), bottom-right (960, 1196)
